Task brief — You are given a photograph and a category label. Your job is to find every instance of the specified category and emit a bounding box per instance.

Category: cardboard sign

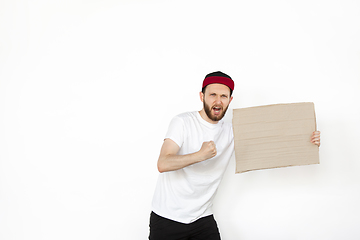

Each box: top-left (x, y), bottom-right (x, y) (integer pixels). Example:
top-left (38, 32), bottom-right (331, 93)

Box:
top-left (232, 102), bottom-right (319, 173)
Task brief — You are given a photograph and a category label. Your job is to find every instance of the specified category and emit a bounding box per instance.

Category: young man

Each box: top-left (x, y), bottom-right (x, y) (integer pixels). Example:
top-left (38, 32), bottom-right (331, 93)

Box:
top-left (149, 71), bottom-right (320, 240)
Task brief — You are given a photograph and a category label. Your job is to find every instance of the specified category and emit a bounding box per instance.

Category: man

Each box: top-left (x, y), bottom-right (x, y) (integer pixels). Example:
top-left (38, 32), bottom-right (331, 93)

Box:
top-left (149, 71), bottom-right (320, 240)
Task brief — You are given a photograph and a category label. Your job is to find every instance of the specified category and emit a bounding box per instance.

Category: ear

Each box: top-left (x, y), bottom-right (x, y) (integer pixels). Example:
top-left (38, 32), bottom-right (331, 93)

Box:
top-left (229, 96), bottom-right (233, 104)
top-left (199, 91), bottom-right (204, 103)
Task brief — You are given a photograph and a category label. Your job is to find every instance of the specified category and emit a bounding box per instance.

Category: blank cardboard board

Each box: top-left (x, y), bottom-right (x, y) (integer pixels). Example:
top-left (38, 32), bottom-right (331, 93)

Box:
top-left (233, 102), bottom-right (319, 174)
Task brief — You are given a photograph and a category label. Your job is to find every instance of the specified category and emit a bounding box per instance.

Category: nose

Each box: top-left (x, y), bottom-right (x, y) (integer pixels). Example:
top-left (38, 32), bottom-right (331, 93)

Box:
top-left (215, 96), bottom-right (222, 104)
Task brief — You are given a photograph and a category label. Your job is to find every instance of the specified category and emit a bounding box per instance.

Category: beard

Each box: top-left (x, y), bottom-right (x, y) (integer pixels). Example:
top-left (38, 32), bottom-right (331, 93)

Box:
top-left (203, 100), bottom-right (229, 122)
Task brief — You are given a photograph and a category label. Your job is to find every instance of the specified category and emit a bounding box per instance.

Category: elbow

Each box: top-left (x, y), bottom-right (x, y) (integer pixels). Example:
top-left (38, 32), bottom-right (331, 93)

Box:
top-left (157, 154), bottom-right (175, 173)
top-left (157, 159), bottom-right (166, 173)
top-left (157, 166), bottom-right (165, 173)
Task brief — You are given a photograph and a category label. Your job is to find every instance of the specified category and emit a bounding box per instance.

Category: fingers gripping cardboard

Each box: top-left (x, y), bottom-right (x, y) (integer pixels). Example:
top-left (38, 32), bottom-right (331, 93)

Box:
top-left (232, 102), bottom-right (319, 174)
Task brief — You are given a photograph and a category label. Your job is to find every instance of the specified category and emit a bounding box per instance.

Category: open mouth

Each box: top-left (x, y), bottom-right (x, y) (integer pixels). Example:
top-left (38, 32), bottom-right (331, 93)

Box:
top-left (212, 106), bottom-right (222, 115)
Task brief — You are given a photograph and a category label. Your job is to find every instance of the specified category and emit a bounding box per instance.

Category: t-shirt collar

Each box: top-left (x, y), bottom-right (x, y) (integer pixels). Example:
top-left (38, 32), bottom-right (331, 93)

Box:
top-left (196, 111), bottom-right (223, 128)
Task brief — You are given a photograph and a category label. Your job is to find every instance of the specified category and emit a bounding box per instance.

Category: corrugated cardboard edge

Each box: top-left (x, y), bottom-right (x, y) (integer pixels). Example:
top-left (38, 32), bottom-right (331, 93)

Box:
top-left (237, 161), bottom-right (319, 174)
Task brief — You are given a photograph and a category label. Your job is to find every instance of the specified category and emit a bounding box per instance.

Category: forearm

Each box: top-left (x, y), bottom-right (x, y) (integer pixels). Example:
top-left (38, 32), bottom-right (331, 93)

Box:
top-left (157, 152), bottom-right (204, 173)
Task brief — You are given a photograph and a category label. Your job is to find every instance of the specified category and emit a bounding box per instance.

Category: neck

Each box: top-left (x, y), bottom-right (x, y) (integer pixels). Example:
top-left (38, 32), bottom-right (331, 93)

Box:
top-left (199, 109), bottom-right (219, 124)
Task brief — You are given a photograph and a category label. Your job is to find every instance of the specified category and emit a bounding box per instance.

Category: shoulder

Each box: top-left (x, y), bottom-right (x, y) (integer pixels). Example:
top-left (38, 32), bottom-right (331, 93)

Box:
top-left (168, 112), bottom-right (193, 127)
top-left (167, 111), bottom-right (199, 129)
top-left (175, 111), bottom-right (197, 119)
top-left (223, 121), bottom-right (233, 129)
top-left (171, 111), bottom-right (198, 123)
top-left (220, 121), bottom-right (233, 138)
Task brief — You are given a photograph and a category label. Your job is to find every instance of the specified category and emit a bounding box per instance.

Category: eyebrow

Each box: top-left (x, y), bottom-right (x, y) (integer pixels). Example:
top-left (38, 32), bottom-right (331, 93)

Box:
top-left (209, 92), bottom-right (229, 97)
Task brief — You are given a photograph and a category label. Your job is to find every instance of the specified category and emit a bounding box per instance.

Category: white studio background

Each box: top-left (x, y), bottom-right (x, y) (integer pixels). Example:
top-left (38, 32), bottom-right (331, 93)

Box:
top-left (0, 0), bottom-right (359, 239)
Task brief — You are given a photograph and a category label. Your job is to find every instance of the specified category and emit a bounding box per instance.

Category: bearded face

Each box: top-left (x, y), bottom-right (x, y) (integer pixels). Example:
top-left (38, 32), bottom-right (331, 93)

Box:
top-left (201, 83), bottom-right (232, 122)
top-left (203, 99), bottom-right (229, 122)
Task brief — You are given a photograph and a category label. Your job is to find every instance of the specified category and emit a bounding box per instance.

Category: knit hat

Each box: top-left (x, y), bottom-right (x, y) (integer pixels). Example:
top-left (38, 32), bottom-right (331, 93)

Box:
top-left (202, 71), bottom-right (234, 91)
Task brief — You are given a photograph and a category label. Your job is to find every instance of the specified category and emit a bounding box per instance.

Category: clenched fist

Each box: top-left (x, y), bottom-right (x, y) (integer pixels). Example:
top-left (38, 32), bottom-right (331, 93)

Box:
top-left (198, 141), bottom-right (217, 161)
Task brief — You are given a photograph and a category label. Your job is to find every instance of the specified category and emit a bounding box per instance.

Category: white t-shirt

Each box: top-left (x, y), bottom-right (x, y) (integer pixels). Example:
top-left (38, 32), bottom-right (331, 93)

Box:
top-left (151, 111), bottom-right (234, 224)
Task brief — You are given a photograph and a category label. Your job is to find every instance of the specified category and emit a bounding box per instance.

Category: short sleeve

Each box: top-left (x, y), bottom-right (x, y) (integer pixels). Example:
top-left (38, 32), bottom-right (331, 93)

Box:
top-left (164, 116), bottom-right (185, 148)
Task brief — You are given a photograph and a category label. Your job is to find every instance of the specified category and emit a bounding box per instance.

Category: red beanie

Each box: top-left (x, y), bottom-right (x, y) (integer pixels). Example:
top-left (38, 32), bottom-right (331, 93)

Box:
top-left (202, 71), bottom-right (234, 91)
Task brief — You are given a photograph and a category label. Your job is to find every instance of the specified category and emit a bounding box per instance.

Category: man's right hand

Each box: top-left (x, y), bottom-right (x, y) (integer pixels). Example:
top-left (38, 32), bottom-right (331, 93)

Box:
top-left (198, 141), bottom-right (217, 161)
top-left (157, 139), bottom-right (217, 173)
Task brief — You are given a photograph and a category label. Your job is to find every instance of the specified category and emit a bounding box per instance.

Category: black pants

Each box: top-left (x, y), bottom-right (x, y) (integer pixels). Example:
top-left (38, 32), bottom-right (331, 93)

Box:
top-left (149, 212), bottom-right (221, 240)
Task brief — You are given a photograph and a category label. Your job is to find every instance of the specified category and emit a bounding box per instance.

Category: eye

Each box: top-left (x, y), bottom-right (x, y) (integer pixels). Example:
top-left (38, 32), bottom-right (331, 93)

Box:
top-left (210, 93), bottom-right (216, 96)
top-left (221, 94), bottom-right (228, 98)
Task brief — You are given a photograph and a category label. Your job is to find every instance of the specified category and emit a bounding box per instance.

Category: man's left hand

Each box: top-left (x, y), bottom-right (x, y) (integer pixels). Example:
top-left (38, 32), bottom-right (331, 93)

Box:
top-left (311, 131), bottom-right (321, 147)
